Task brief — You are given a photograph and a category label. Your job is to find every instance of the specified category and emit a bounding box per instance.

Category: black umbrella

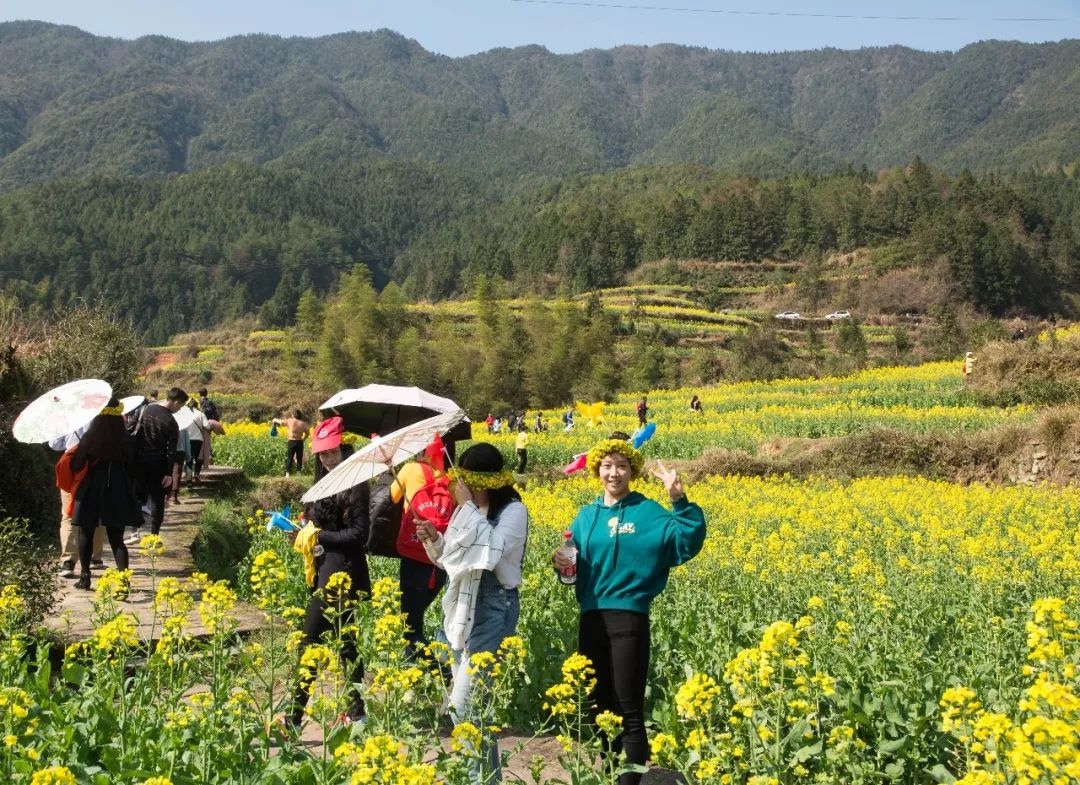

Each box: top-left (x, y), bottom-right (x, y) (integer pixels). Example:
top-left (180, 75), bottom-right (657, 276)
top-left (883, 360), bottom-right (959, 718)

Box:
top-left (318, 384), bottom-right (472, 442)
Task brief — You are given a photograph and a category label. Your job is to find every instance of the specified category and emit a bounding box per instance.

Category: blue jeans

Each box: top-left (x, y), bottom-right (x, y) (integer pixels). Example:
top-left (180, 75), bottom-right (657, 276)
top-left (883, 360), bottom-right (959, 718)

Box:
top-left (448, 571), bottom-right (519, 785)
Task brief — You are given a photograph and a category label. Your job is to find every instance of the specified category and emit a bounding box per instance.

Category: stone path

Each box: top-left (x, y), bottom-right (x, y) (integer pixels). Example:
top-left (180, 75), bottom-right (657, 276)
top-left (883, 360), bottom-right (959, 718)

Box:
top-left (43, 465), bottom-right (265, 643)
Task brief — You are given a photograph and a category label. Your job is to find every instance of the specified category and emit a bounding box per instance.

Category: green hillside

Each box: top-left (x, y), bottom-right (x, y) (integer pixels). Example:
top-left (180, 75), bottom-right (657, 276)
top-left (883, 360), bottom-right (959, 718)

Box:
top-left (1, 23), bottom-right (1079, 192)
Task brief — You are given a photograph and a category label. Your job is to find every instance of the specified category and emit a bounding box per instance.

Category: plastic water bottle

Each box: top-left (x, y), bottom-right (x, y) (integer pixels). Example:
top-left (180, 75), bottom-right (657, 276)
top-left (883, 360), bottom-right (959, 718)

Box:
top-left (557, 531), bottom-right (578, 585)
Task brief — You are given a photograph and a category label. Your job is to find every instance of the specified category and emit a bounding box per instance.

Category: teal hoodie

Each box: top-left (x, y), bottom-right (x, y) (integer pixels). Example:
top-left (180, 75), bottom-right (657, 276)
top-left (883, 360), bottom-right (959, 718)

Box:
top-left (569, 491), bottom-right (706, 615)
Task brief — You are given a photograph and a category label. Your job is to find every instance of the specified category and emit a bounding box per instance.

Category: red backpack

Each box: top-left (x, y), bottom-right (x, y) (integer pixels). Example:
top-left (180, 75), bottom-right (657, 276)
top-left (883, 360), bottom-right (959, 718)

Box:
top-left (396, 463), bottom-right (455, 564)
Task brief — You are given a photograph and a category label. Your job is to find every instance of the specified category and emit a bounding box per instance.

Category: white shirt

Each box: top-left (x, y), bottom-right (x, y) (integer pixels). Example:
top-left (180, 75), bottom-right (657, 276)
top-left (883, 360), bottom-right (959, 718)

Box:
top-left (184, 408), bottom-right (210, 441)
top-left (423, 499), bottom-right (529, 649)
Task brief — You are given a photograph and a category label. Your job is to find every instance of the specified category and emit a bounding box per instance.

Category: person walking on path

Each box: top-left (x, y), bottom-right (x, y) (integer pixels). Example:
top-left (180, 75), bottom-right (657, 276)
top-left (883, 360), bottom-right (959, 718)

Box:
top-left (273, 409), bottom-right (310, 476)
top-left (67, 398), bottom-right (142, 591)
top-left (197, 388), bottom-right (220, 422)
top-left (50, 425), bottom-right (103, 577)
top-left (635, 396), bottom-right (648, 427)
top-left (962, 352), bottom-right (976, 384)
top-left (287, 415), bottom-right (370, 728)
top-left (552, 438), bottom-right (705, 785)
top-left (183, 399), bottom-right (211, 486)
top-left (130, 387), bottom-right (187, 542)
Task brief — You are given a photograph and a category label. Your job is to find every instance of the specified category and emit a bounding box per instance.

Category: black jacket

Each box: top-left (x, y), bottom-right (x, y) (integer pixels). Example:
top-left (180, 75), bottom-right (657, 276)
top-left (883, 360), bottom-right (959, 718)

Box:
top-left (71, 434), bottom-right (142, 530)
top-left (134, 403), bottom-right (179, 473)
top-left (305, 445), bottom-right (371, 594)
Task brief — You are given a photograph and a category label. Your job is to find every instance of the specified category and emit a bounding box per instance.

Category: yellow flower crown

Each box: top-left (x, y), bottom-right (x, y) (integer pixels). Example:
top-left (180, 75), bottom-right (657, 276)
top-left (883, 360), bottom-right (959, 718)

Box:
top-left (586, 439), bottom-right (644, 478)
top-left (99, 405), bottom-right (124, 416)
top-left (448, 466), bottom-right (516, 490)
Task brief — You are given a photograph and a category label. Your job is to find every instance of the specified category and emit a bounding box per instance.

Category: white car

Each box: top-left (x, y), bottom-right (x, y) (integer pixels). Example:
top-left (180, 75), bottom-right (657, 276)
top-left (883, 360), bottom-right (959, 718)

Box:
top-left (774, 311), bottom-right (801, 321)
top-left (824, 311), bottom-right (851, 321)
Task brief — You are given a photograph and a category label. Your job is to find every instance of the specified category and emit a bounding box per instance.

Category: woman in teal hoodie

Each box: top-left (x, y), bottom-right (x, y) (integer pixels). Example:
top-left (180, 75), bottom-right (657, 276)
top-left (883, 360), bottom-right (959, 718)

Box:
top-left (553, 438), bottom-right (706, 785)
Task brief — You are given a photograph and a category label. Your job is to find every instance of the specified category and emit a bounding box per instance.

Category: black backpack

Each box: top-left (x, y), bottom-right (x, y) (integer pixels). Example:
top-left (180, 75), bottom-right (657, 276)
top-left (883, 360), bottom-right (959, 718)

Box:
top-left (366, 473), bottom-right (404, 558)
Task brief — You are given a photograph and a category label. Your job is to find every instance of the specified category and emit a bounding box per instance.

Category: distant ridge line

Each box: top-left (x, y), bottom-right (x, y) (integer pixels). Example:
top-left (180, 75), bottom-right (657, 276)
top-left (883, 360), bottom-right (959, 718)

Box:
top-left (509, 0), bottom-right (1073, 23)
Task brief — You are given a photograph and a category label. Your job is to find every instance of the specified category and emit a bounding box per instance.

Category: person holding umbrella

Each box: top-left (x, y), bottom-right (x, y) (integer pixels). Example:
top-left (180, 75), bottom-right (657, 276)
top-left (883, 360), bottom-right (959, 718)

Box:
top-left (287, 416), bottom-right (370, 728)
top-left (67, 398), bottom-right (142, 590)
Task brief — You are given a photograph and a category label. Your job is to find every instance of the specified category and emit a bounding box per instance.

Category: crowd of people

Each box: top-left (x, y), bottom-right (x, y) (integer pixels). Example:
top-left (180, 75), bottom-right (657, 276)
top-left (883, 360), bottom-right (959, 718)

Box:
top-left (281, 417), bottom-right (703, 785)
top-left (48, 382), bottom-right (705, 785)
top-left (52, 386), bottom-right (224, 586)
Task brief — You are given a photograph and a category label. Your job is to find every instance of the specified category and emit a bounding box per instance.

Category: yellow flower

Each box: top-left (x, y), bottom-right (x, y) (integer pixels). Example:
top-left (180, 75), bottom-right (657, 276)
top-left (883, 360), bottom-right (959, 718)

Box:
top-left (30, 767), bottom-right (77, 785)
top-left (95, 568), bottom-right (133, 603)
top-left (297, 644), bottom-right (338, 690)
top-left (596, 710), bottom-right (623, 737)
top-left (675, 673), bottom-right (722, 721)
top-left (322, 571), bottom-right (353, 607)
top-left (152, 577), bottom-right (192, 618)
top-left (138, 534), bottom-right (165, 559)
top-left (696, 757), bottom-right (722, 782)
top-left (0, 584), bottom-right (25, 625)
top-left (249, 550), bottom-right (289, 610)
top-left (90, 614), bottom-right (139, 657)
top-left (650, 733), bottom-right (679, 766)
top-left (468, 650), bottom-right (496, 676)
top-left (139, 778), bottom-right (175, 785)
top-left (450, 721), bottom-right (484, 757)
top-left (198, 580), bottom-right (237, 635)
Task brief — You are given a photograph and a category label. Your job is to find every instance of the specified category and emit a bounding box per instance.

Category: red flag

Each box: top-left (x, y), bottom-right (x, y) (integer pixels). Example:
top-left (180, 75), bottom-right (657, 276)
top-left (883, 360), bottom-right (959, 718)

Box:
top-left (425, 433), bottom-right (446, 472)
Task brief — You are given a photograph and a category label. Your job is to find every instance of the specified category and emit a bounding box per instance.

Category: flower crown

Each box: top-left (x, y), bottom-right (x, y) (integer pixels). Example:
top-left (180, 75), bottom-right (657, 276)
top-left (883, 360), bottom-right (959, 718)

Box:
top-left (448, 466), bottom-right (515, 490)
top-left (586, 439), bottom-right (644, 478)
top-left (99, 405), bottom-right (124, 416)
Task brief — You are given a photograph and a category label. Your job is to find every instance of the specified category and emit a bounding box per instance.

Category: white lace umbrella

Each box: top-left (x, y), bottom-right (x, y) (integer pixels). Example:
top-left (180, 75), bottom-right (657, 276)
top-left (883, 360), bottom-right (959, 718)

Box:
top-left (120, 395), bottom-right (145, 415)
top-left (301, 409), bottom-right (465, 503)
top-left (12, 379), bottom-right (112, 444)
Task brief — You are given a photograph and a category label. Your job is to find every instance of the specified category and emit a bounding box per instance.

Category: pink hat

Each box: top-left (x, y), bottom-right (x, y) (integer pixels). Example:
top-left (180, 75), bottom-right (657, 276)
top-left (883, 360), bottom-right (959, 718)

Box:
top-left (311, 416), bottom-right (344, 453)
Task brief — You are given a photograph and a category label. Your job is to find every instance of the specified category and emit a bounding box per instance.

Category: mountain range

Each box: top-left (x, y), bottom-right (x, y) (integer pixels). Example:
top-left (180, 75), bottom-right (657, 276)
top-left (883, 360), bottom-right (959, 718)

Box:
top-left (1, 21), bottom-right (1079, 191)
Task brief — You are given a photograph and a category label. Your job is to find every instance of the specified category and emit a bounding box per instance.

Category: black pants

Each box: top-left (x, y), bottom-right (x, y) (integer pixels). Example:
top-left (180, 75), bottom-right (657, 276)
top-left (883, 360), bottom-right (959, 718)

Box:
top-left (188, 440), bottom-right (203, 478)
top-left (285, 440), bottom-right (304, 474)
top-left (578, 610), bottom-right (651, 785)
top-left (78, 526), bottom-right (128, 576)
top-left (399, 557), bottom-right (447, 653)
top-left (290, 591), bottom-right (365, 726)
top-left (136, 462), bottom-right (167, 535)
top-left (516, 449), bottom-right (527, 473)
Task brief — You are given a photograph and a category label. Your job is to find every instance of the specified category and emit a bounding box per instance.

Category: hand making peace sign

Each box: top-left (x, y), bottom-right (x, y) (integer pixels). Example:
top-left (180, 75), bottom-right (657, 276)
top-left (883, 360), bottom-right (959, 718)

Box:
top-left (651, 460), bottom-right (685, 503)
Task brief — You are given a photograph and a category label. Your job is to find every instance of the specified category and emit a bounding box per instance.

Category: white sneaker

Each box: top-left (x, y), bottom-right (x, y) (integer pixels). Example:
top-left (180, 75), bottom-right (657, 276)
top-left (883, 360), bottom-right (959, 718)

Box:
top-left (58, 562), bottom-right (75, 578)
top-left (123, 530), bottom-right (142, 545)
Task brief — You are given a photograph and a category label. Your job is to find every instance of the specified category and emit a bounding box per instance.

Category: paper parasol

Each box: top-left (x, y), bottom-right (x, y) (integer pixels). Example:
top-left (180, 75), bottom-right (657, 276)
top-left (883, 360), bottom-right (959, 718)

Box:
top-left (12, 379), bottom-right (112, 444)
top-left (302, 410), bottom-right (465, 504)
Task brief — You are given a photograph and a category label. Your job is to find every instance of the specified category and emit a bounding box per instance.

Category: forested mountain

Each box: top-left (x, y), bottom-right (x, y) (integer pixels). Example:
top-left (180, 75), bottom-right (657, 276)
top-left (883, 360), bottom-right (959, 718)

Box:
top-left (1, 21), bottom-right (1079, 191)
top-left (1, 159), bottom-right (1078, 342)
top-left (1, 22), bottom-right (1079, 342)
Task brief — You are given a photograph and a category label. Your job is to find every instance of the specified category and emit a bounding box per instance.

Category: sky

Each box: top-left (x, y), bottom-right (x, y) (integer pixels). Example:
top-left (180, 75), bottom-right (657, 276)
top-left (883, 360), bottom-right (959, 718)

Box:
top-left (2, 1), bottom-right (1078, 56)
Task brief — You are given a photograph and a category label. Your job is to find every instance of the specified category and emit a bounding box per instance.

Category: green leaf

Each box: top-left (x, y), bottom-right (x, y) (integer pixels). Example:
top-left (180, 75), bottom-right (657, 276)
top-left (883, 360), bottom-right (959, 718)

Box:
top-left (928, 764), bottom-right (957, 783)
top-left (878, 736), bottom-right (909, 753)
top-left (62, 662), bottom-right (88, 686)
top-left (794, 740), bottom-right (823, 762)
